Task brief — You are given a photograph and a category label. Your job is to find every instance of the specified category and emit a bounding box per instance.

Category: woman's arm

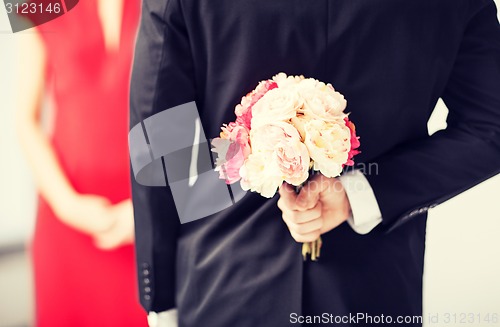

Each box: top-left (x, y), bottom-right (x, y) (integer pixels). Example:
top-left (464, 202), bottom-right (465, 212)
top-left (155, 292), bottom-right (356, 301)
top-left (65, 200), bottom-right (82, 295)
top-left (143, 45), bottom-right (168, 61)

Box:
top-left (14, 29), bottom-right (115, 235)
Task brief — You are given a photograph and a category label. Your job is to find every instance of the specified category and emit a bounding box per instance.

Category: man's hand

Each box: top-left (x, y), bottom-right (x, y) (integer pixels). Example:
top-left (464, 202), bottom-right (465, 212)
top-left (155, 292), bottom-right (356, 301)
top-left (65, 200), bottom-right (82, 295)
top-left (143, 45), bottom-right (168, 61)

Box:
top-left (277, 174), bottom-right (351, 243)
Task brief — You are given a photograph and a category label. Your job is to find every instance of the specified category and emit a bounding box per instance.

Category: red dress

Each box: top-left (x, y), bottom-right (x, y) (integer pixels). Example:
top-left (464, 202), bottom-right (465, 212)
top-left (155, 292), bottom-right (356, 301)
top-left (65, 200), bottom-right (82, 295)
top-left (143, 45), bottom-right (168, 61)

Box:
top-left (30, 1), bottom-right (147, 326)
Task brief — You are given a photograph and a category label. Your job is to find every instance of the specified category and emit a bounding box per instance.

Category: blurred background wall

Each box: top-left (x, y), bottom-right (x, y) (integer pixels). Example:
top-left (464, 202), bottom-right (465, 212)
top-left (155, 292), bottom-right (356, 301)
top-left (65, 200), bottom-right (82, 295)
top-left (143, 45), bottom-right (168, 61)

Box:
top-left (1, 3), bottom-right (499, 327)
top-left (0, 7), bottom-right (36, 327)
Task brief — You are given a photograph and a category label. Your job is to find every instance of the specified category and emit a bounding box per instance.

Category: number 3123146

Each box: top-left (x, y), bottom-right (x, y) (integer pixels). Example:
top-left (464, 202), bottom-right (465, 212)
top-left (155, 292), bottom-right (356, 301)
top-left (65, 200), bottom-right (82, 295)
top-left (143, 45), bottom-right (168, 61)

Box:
top-left (4, 2), bottom-right (62, 14)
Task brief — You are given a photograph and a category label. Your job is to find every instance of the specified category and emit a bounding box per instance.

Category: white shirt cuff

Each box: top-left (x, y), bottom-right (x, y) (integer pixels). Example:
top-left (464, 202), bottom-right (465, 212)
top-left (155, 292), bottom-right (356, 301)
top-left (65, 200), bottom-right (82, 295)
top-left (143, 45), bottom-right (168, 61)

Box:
top-left (339, 170), bottom-right (383, 235)
top-left (148, 309), bottom-right (178, 327)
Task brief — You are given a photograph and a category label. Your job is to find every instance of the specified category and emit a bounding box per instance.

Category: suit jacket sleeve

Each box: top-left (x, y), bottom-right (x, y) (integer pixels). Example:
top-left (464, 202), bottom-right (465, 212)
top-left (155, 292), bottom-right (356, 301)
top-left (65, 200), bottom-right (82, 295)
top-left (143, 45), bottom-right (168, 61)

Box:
top-left (129, 0), bottom-right (195, 312)
top-left (364, 0), bottom-right (500, 233)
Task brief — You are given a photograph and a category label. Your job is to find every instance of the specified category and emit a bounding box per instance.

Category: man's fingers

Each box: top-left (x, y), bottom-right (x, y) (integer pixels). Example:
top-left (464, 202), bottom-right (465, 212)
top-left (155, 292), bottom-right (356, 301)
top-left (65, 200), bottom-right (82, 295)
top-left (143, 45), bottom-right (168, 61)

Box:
top-left (289, 229), bottom-right (321, 243)
top-left (278, 183), bottom-right (299, 211)
top-left (286, 216), bottom-right (323, 235)
top-left (282, 202), bottom-right (322, 224)
top-left (296, 175), bottom-right (328, 209)
top-left (279, 176), bottom-right (332, 213)
top-left (296, 174), bottom-right (342, 209)
top-left (282, 202), bottom-right (323, 243)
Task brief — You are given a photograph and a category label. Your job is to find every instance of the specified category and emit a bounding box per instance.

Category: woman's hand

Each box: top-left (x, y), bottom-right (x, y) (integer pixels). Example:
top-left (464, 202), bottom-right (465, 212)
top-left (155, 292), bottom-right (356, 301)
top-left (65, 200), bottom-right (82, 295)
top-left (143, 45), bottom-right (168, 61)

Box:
top-left (56, 193), bottom-right (115, 235)
top-left (93, 199), bottom-right (135, 250)
top-left (277, 174), bottom-right (351, 243)
top-left (57, 195), bottom-right (135, 250)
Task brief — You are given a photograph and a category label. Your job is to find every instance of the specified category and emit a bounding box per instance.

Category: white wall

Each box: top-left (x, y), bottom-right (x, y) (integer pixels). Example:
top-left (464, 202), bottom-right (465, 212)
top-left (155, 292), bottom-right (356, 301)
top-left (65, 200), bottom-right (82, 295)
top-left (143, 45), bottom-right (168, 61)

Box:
top-left (0, 7), bottom-right (37, 248)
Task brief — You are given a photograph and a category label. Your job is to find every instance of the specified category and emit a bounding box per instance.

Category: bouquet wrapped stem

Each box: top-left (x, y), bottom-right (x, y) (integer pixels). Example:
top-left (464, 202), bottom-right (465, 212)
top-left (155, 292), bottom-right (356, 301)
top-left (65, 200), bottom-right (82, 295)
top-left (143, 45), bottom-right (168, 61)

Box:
top-left (302, 237), bottom-right (322, 261)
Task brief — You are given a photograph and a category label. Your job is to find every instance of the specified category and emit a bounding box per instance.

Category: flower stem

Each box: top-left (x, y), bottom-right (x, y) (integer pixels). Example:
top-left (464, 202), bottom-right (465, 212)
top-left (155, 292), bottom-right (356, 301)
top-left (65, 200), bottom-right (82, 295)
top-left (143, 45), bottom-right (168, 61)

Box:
top-left (302, 237), bottom-right (322, 261)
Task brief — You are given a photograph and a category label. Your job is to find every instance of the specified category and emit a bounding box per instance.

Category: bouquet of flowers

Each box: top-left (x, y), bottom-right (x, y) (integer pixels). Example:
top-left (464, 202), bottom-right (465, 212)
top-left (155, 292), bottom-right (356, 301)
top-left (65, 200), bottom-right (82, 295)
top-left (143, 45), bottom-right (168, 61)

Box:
top-left (212, 73), bottom-right (360, 260)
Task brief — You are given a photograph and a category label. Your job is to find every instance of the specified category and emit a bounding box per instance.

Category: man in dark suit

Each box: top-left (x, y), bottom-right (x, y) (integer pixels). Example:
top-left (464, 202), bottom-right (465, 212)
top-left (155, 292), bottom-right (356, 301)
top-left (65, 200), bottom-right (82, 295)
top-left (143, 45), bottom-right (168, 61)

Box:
top-left (129, 0), bottom-right (500, 326)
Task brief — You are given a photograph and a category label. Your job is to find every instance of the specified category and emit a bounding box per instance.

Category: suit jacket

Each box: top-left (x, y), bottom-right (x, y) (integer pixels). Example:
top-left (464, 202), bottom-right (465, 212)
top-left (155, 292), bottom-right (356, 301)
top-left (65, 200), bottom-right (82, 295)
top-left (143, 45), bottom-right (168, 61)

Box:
top-left (129, 0), bottom-right (500, 326)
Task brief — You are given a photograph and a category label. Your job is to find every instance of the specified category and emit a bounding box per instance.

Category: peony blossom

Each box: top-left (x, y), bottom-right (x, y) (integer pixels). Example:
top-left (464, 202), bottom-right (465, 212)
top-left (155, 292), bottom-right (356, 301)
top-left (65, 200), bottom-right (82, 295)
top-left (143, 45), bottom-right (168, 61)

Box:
top-left (235, 80), bottom-right (277, 129)
top-left (211, 123), bottom-right (251, 184)
top-left (272, 72), bottom-right (305, 88)
top-left (303, 119), bottom-right (351, 178)
top-left (298, 79), bottom-right (347, 122)
top-left (290, 115), bottom-right (309, 141)
top-left (250, 122), bottom-right (310, 186)
top-left (274, 138), bottom-right (310, 186)
top-left (251, 87), bottom-right (302, 128)
top-left (344, 117), bottom-right (361, 166)
top-left (239, 153), bottom-right (283, 198)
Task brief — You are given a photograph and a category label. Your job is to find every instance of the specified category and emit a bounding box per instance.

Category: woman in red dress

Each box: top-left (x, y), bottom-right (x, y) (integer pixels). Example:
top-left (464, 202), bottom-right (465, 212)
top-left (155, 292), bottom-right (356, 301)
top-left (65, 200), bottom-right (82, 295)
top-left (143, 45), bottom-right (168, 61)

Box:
top-left (15, 1), bottom-right (147, 326)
